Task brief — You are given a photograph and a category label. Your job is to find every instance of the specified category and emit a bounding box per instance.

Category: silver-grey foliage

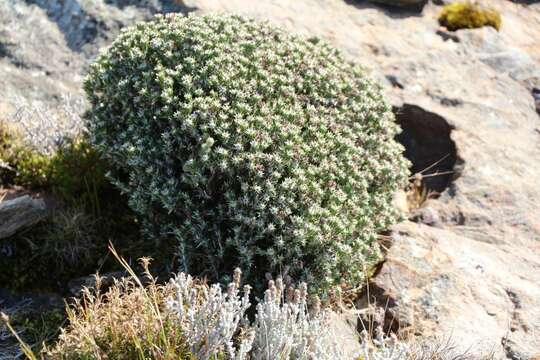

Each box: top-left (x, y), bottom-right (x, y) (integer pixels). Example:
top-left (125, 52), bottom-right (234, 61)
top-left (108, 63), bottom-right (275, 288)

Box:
top-left (84, 13), bottom-right (409, 293)
top-left (165, 270), bottom-right (343, 360)
top-left (11, 95), bottom-right (86, 155)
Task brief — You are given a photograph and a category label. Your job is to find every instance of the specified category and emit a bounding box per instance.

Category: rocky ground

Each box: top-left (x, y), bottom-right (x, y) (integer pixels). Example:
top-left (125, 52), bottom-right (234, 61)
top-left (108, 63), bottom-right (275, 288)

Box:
top-left (1, 0), bottom-right (539, 359)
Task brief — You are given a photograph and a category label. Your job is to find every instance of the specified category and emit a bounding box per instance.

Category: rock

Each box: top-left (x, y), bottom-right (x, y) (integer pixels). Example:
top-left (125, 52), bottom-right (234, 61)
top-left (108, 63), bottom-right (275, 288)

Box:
top-left (327, 311), bottom-right (362, 358)
top-left (454, 26), bottom-right (540, 84)
top-left (435, 29), bottom-right (460, 43)
top-left (0, 196), bottom-right (47, 239)
top-left (392, 189), bottom-right (409, 214)
top-left (0, 0), bottom-right (192, 135)
top-left (479, 50), bottom-right (540, 83)
top-left (370, 222), bottom-right (540, 358)
top-left (409, 204), bottom-right (442, 227)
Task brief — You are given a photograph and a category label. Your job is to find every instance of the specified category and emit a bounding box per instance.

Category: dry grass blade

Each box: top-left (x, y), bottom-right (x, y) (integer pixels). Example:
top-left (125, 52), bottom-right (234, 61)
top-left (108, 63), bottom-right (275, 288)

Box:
top-left (0, 312), bottom-right (38, 360)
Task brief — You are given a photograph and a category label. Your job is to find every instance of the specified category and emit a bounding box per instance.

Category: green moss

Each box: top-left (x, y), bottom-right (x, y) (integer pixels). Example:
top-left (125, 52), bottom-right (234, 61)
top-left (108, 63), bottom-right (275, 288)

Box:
top-left (438, 2), bottom-right (502, 31)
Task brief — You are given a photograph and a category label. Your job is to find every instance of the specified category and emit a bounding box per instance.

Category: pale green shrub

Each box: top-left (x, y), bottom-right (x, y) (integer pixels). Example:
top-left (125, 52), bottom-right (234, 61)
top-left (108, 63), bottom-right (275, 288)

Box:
top-left (83, 13), bottom-right (409, 293)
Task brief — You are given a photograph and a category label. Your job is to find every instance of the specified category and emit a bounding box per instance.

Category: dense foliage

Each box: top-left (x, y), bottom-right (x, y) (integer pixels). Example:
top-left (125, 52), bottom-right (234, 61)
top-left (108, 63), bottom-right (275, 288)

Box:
top-left (84, 13), bottom-right (408, 292)
top-left (438, 2), bottom-right (502, 31)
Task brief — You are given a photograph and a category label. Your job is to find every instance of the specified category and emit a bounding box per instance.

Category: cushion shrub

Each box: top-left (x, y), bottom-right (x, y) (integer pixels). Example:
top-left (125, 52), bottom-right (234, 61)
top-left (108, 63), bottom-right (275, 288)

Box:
top-left (83, 13), bottom-right (409, 293)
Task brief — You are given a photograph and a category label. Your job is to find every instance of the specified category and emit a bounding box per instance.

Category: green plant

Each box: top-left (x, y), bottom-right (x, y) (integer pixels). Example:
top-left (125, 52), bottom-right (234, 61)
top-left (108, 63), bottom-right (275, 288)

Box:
top-left (13, 151), bottom-right (52, 188)
top-left (1, 120), bottom-right (109, 205)
top-left (0, 299), bottom-right (66, 360)
top-left (1, 123), bottom-right (154, 293)
top-left (0, 198), bottom-right (146, 291)
top-left (84, 13), bottom-right (409, 293)
top-left (0, 121), bottom-right (50, 187)
top-left (0, 120), bottom-right (20, 171)
top-left (12, 309), bottom-right (66, 352)
top-left (47, 139), bottom-right (109, 207)
top-left (0, 123), bottom-right (141, 290)
top-left (438, 2), bottom-right (502, 31)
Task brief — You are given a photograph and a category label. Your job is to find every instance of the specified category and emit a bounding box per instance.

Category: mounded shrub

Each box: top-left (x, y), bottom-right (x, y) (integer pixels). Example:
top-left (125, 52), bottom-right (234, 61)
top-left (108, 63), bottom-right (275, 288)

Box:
top-left (438, 2), bottom-right (502, 31)
top-left (84, 14), bottom-right (409, 293)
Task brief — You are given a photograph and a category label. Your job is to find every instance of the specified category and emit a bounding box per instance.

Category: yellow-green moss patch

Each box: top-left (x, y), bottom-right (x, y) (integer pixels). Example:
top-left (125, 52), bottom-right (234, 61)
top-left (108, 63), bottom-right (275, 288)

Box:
top-left (439, 2), bottom-right (502, 31)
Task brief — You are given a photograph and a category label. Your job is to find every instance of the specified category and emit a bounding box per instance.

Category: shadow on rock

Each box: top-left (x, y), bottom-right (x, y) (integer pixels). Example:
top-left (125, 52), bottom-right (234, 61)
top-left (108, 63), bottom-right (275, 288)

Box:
top-left (345, 0), bottom-right (427, 18)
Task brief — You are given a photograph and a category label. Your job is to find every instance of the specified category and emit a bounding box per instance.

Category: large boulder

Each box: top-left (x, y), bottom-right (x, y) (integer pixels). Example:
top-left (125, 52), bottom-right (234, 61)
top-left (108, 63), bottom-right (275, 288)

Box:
top-left (372, 221), bottom-right (540, 358)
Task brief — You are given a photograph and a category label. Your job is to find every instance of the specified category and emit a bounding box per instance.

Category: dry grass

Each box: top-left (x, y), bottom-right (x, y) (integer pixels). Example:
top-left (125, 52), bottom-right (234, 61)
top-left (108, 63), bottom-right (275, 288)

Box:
top-left (0, 300), bottom-right (33, 360)
top-left (1, 246), bottom-right (194, 360)
top-left (406, 173), bottom-right (438, 211)
top-left (31, 206), bottom-right (99, 272)
top-left (2, 244), bottom-right (342, 359)
top-left (405, 337), bottom-right (496, 360)
top-left (2, 269), bottom-right (498, 360)
top-left (43, 253), bottom-right (195, 360)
